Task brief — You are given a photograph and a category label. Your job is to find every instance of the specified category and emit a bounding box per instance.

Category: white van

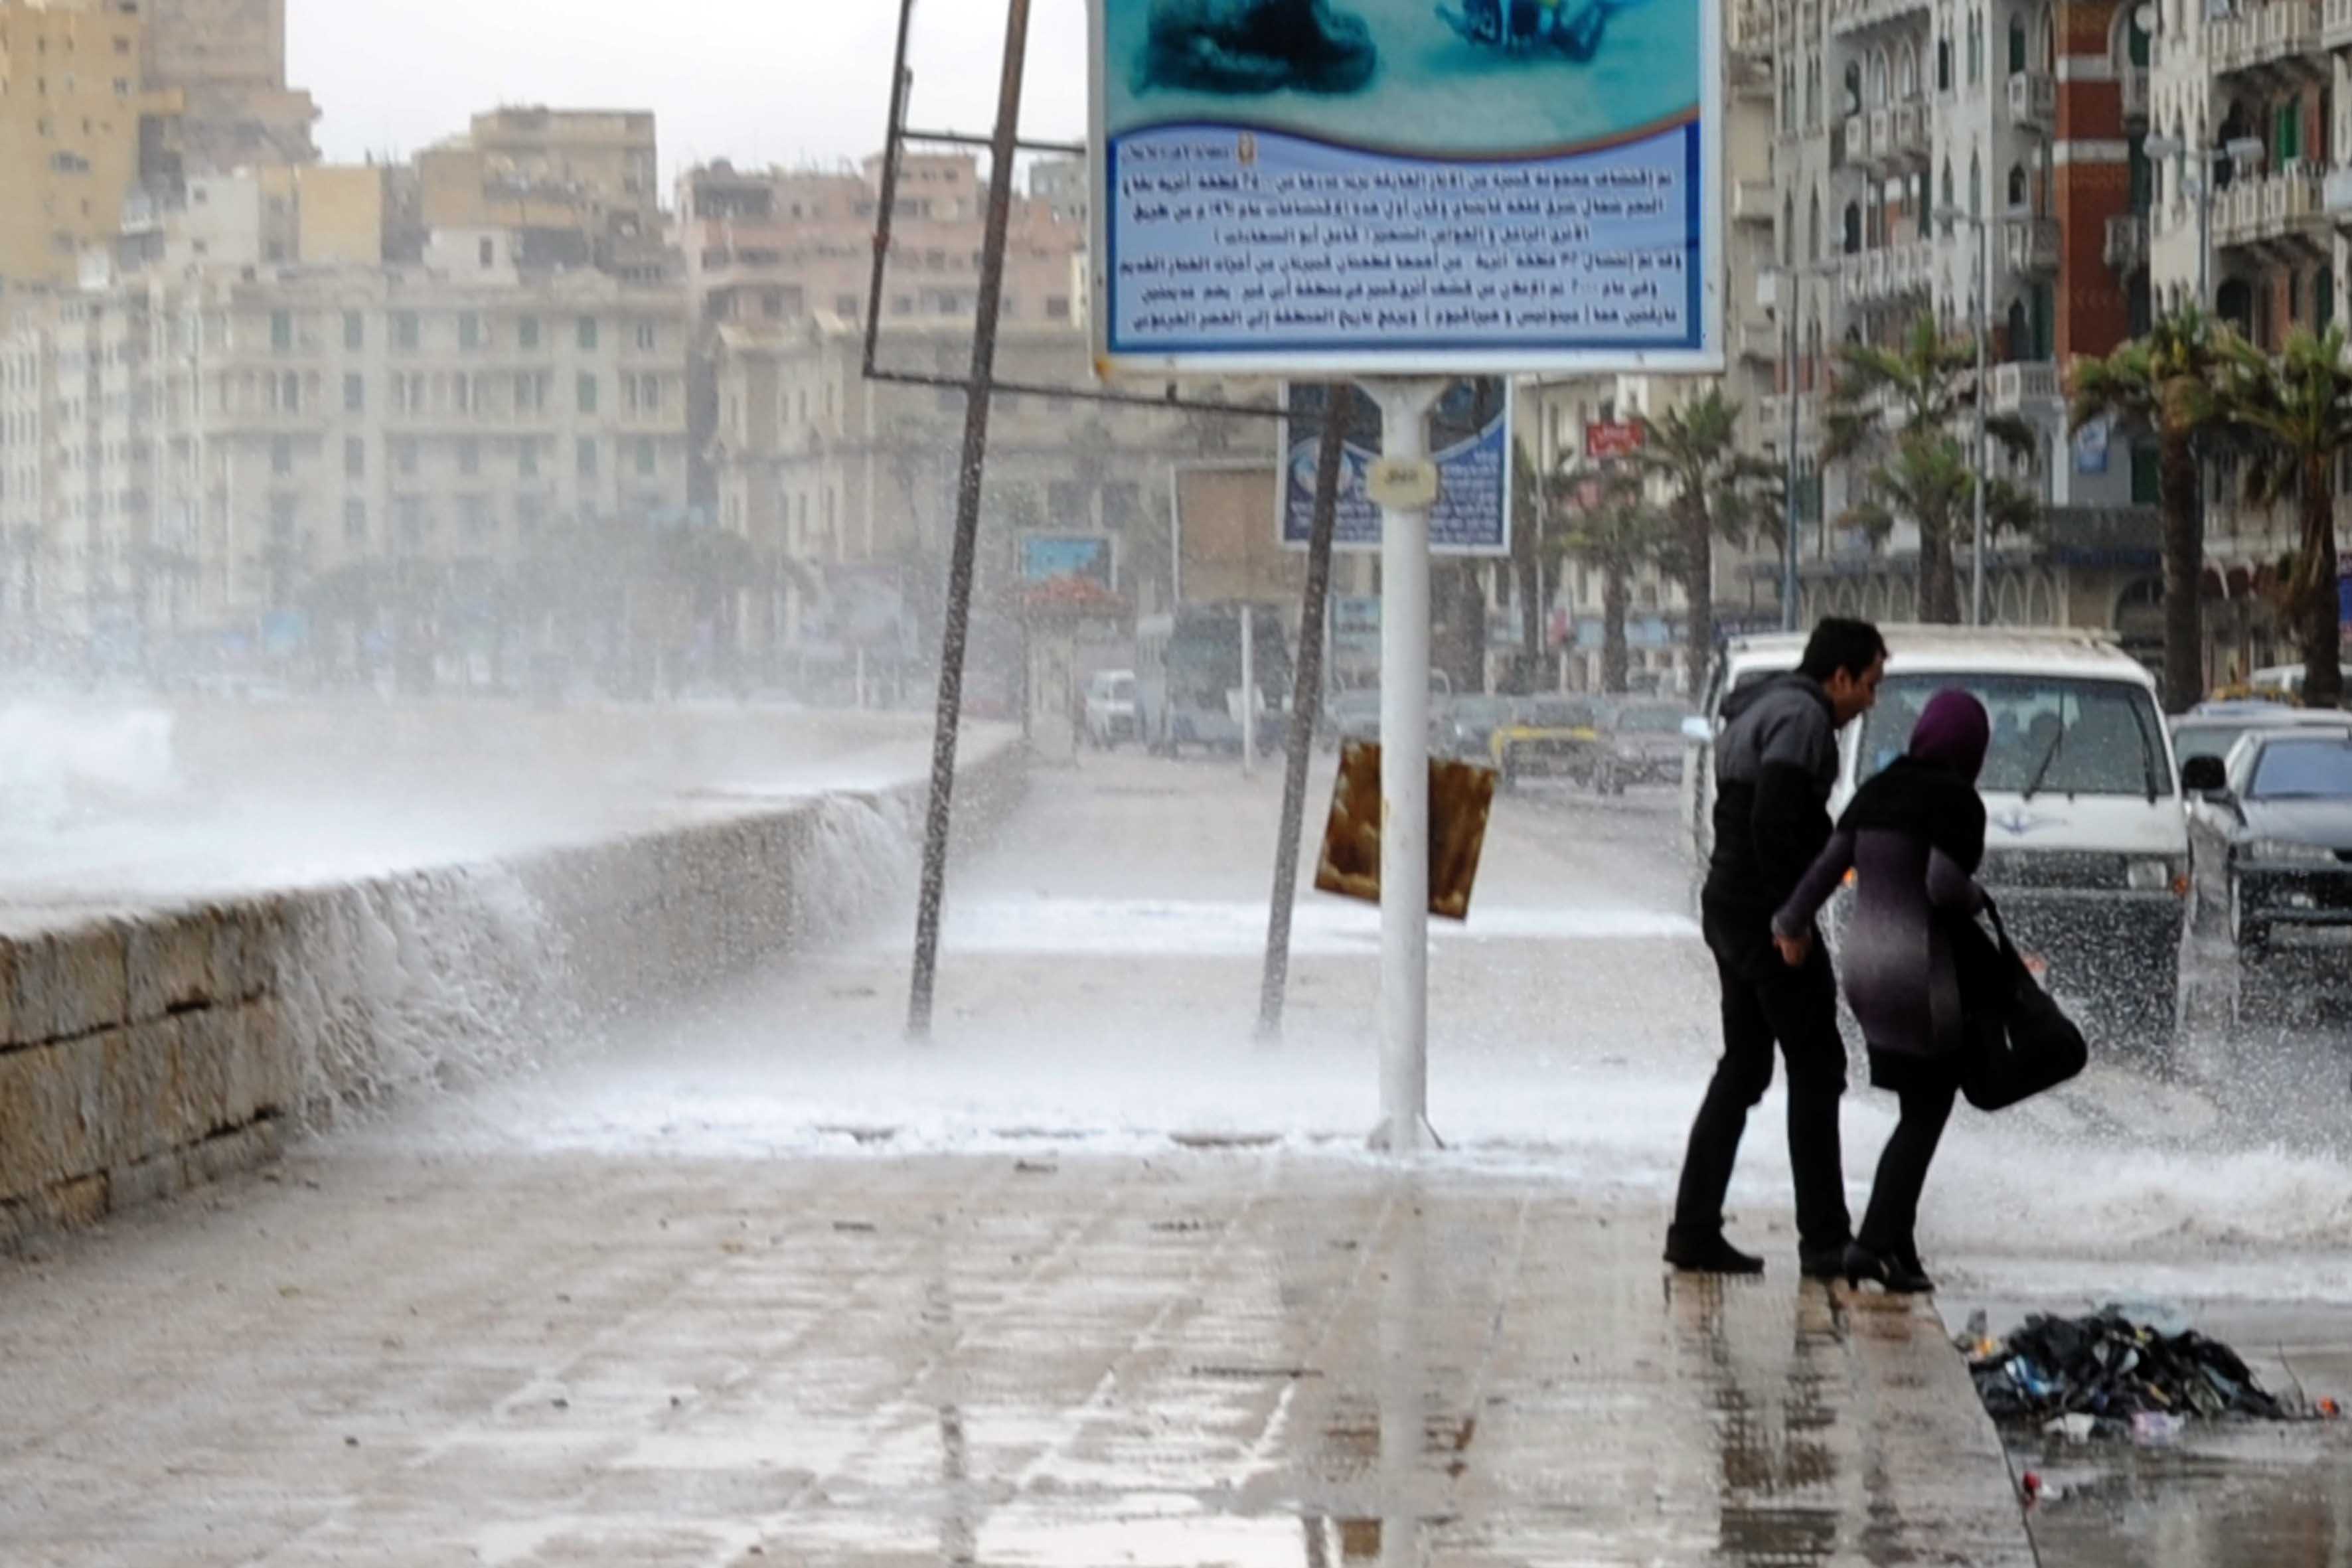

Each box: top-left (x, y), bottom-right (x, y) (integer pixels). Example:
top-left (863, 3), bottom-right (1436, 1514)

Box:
top-left (1686, 626), bottom-right (2189, 1044)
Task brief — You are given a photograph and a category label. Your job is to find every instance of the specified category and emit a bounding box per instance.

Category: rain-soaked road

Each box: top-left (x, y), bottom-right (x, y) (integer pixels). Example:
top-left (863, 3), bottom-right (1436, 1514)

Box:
top-left (5, 747), bottom-right (2352, 1563)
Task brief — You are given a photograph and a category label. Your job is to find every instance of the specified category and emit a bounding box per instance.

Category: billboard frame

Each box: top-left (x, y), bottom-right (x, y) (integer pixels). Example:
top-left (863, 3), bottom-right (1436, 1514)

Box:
top-left (1085, 0), bottom-right (1726, 380)
top-left (1275, 380), bottom-right (1514, 560)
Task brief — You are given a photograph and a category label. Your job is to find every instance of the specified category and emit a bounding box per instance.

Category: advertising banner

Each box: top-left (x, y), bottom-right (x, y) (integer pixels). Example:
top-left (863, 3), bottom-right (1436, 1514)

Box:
top-left (1277, 379), bottom-right (1512, 556)
top-left (1088, 0), bottom-right (1721, 375)
top-left (1018, 533), bottom-right (1120, 588)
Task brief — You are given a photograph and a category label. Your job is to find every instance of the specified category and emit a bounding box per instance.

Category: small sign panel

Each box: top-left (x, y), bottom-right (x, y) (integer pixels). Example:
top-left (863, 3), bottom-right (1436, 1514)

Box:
top-left (1365, 458), bottom-right (1439, 510)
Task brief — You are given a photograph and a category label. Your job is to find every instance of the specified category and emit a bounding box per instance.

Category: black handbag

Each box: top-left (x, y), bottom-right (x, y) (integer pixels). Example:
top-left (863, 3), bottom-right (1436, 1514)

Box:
top-left (1958, 896), bottom-right (2089, 1112)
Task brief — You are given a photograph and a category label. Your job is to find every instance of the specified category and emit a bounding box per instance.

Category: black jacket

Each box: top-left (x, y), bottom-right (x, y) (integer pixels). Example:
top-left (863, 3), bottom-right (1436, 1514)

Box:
top-left (1705, 672), bottom-right (1841, 921)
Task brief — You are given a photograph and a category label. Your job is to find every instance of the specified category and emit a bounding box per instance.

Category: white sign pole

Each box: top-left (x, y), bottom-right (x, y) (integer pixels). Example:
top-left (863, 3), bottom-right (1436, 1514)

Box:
top-left (1369, 378), bottom-right (1447, 1154)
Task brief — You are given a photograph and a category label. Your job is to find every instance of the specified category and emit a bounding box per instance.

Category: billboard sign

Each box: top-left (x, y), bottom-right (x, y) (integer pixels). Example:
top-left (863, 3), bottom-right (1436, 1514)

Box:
top-left (1585, 420), bottom-right (1645, 459)
top-left (1018, 532), bottom-right (1119, 588)
top-left (1087, 0), bottom-right (1721, 375)
top-left (1278, 379), bottom-right (1512, 556)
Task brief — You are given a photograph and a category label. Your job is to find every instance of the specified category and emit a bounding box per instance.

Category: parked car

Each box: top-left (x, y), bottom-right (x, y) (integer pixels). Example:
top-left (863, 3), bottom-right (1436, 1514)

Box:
top-left (1687, 626), bottom-right (2190, 1050)
top-left (1083, 668), bottom-right (1138, 748)
top-left (2185, 730), bottom-right (2352, 969)
top-left (1437, 694), bottom-right (1523, 763)
top-left (1593, 697), bottom-right (1694, 791)
top-left (2171, 702), bottom-right (2352, 773)
top-left (1490, 696), bottom-right (1603, 790)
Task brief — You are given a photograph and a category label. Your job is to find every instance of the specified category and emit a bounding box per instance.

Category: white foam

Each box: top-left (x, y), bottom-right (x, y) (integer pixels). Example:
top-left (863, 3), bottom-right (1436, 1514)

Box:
top-left (925, 897), bottom-right (1697, 957)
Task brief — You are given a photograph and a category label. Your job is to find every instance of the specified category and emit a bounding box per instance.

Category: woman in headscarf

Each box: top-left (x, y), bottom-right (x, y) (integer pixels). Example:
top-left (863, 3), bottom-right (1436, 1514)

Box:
top-left (1771, 689), bottom-right (1992, 1293)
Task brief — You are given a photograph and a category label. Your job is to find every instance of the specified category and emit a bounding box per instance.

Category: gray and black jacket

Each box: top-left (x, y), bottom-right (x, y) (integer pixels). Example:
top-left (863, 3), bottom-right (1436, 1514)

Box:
top-left (1704, 672), bottom-right (1841, 921)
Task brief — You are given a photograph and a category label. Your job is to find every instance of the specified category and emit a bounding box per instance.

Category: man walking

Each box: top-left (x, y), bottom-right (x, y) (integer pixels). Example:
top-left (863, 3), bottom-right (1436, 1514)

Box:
top-left (1667, 617), bottom-right (1887, 1277)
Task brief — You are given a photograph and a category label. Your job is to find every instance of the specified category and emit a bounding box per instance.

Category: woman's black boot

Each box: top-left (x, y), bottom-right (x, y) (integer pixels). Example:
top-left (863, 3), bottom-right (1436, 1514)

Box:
top-left (1842, 1241), bottom-right (1934, 1294)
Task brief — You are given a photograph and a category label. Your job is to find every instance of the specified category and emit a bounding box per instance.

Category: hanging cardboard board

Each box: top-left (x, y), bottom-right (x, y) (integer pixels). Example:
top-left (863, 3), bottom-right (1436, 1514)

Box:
top-left (1314, 740), bottom-right (1496, 921)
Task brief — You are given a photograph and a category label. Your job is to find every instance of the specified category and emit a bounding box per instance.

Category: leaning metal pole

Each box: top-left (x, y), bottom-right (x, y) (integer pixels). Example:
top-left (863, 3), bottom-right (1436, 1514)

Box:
top-left (906, 0), bottom-right (1033, 1040)
top-left (1257, 386), bottom-right (1352, 1041)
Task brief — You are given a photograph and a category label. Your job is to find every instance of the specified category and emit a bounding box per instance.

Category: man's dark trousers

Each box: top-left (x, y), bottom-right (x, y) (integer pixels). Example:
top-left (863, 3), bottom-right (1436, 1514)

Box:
top-left (1673, 895), bottom-right (1851, 1251)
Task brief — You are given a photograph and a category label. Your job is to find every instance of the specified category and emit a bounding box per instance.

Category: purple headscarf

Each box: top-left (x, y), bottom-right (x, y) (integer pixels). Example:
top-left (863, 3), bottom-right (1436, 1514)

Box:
top-left (1909, 688), bottom-right (1990, 781)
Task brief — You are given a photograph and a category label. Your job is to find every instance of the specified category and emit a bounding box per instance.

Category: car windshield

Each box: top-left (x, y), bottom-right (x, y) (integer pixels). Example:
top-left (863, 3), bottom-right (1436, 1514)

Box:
top-left (1108, 677), bottom-right (1135, 702)
top-left (1612, 703), bottom-right (1684, 734)
top-left (1530, 698), bottom-right (1596, 728)
top-left (2250, 738), bottom-right (2352, 799)
top-left (1859, 674), bottom-right (2170, 798)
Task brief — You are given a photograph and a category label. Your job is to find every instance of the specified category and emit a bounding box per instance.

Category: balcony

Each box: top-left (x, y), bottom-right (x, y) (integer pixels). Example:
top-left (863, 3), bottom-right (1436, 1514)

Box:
top-left (1737, 315), bottom-right (1783, 363)
top-left (1840, 112), bottom-right (1871, 168)
top-left (2103, 212), bottom-right (2150, 269)
top-left (2007, 72), bottom-right (2056, 133)
top-left (2120, 67), bottom-right (2150, 121)
top-left (2002, 216), bottom-right (2061, 272)
top-left (1733, 178), bottom-right (1777, 226)
top-left (1889, 100), bottom-right (1930, 163)
top-left (1733, 0), bottom-right (1774, 55)
top-left (2327, 0), bottom-right (2352, 49)
top-left (2208, 0), bottom-right (2324, 80)
top-left (2215, 168), bottom-right (2329, 249)
top-left (1837, 241), bottom-right (1934, 304)
top-left (1828, 0), bottom-right (1931, 35)
top-left (1990, 360), bottom-right (2062, 414)
top-left (2327, 167), bottom-right (2352, 218)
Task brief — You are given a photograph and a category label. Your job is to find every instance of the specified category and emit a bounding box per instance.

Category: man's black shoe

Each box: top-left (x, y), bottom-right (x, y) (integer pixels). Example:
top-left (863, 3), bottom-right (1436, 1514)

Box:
top-left (1663, 1227), bottom-right (1764, 1275)
top-left (1798, 1243), bottom-right (1852, 1281)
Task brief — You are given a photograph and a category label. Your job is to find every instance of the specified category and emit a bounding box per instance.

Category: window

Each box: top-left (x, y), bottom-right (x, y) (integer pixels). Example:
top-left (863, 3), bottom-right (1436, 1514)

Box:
top-left (518, 494), bottom-right (544, 535)
top-left (2130, 443), bottom-right (2160, 506)
top-left (344, 499), bottom-right (366, 542)
top-left (577, 374), bottom-right (598, 414)
top-left (2007, 163), bottom-right (2027, 207)
top-left (396, 497), bottom-right (424, 541)
top-left (519, 315), bottom-right (541, 350)
top-left (1970, 152), bottom-right (1983, 216)
top-left (345, 435), bottom-right (364, 478)
top-left (577, 315), bottom-right (598, 351)
top-left (478, 238), bottom-right (495, 269)
top-left (395, 438), bottom-right (418, 476)
top-left (516, 370), bottom-right (549, 413)
top-left (460, 495), bottom-right (491, 536)
top-left (1968, 13), bottom-right (1983, 82)
top-left (344, 311), bottom-right (363, 351)
top-left (459, 311), bottom-right (481, 350)
top-left (1860, 674), bottom-right (2170, 797)
top-left (518, 437), bottom-right (540, 478)
top-left (453, 375), bottom-right (471, 414)
top-left (344, 372), bottom-right (364, 412)
top-left (1938, 37), bottom-right (1952, 91)
top-left (1045, 296), bottom-right (1071, 321)
top-left (459, 437), bottom-right (480, 477)
top-left (635, 321), bottom-right (656, 352)
top-left (281, 372), bottom-right (301, 413)
top-left (270, 495), bottom-right (298, 538)
top-left (270, 310), bottom-right (292, 352)
top-left (271, 437), bottom-right (293, 477)
top-left (577, 437), bottom-right (597, 477)
top-left (2008, 14), bottom-right (2026, 72)
top-left (836, 293), bottom-right (860, 317)
top-left (393, 311), bottom-right (419, 351)
top-left (636, 437), bottom-right (657, 477)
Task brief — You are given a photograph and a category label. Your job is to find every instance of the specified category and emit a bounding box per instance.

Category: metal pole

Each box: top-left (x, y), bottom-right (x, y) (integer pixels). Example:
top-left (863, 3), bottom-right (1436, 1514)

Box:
top-left (1782, 281), bottom-right (1801, 631)
top-left (1369, 378), bottom-right (1447, 1153)
top-left (906, 0), bottom-right (1032, 1040)
top-left (2197, 169), bottom-right (2211, 313)
top-left (1241, 601), bottom-right (1257, 777)
top-left (1259, 386), bottom-right (1353, 1041)
top-left (1972, 216), bottom-right (1989, 627)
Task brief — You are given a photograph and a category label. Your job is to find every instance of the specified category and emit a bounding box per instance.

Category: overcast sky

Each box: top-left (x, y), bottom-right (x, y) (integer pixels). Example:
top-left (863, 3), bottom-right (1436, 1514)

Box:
top-left (291, 0), bottom-right (1091, 183)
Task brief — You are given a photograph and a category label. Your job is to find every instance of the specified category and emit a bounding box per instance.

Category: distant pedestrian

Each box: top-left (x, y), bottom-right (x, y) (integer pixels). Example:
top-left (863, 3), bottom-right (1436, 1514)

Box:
top-left (1666, 617), bottom-right (1886, 1277)
top-left (1771, 689), bottom-right (1991, 1294)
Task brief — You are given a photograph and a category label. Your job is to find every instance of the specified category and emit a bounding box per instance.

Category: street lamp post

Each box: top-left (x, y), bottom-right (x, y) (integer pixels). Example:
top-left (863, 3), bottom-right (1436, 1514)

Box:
top-left (1940, 209), bottom-right (1999, 626)
top-left (2144, 134), bottom-right (2266, 313)
top-left (1763, 269), bottom-right (1802, 630)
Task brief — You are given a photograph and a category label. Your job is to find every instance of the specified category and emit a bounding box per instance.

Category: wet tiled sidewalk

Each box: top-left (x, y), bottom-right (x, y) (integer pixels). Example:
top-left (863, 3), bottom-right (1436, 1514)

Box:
top-left (0, 1150), bottom-right (2034, 1565)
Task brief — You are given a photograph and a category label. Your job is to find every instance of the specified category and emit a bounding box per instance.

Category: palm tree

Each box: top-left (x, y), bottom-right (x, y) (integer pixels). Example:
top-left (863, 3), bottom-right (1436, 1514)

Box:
top-left (1826, 315), bottom-right (2035, 624)
top-left (1841, 434), bottom-right (2039, 591)
top-left (1551, 464), bottom-right (1664, 694)
top-left (1627, 388), bottom-right (1780, 698)
top-left (2070, 305), bottom-right (2235, 712)
top-left (2213, 325), bottom-right (2352, 710)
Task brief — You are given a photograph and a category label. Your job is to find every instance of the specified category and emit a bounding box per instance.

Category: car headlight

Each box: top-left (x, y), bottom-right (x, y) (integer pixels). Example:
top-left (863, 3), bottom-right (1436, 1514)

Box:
top-left (2125, 857), bottom-right (2185, 892)
top-left (2242, 837), bottom-right (2342, 866)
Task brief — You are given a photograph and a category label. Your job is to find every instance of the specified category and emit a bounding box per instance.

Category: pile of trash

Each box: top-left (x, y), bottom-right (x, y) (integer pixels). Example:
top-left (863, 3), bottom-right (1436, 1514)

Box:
top-left (1959, 1306), bottom-right (2331, 1442)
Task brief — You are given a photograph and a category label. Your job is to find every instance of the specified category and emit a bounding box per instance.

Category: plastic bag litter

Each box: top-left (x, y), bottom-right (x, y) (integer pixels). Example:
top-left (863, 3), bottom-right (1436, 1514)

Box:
top-left (1961, 1304), bottom-right (2318, 1437)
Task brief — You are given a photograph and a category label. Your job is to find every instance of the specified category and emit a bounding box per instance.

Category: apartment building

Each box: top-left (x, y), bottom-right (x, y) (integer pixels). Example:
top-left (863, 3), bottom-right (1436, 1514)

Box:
top-left (0, 0), bottom-right (183, 288)
top-left (1755, 0), bottom-right (2162, 653)
top-left (1515, 1), bottom-right (1784, 694)
top-left (420, 107), bottom-right (661, 268)
top-left (138, 0), bottom-right (317, 171)
top-left (0, 262), bottom-right (692, 652)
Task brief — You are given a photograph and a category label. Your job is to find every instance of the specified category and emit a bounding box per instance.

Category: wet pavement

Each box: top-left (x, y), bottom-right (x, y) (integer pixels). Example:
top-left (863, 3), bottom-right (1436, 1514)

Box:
top-left (0, 1152), bottom-right (2033, 1566)
top-left (7, 748), bottom-right (2352, 1563)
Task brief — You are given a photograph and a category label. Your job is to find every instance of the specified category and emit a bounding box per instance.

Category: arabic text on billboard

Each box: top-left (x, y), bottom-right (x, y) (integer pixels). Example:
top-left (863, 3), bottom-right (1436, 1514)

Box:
top-left (1018, 534), bottom-right (1118, 587)
top-left (1089, 0), bottom-right (1719, 374)
top-left (1279, 380), bottom-right (1511, 556)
